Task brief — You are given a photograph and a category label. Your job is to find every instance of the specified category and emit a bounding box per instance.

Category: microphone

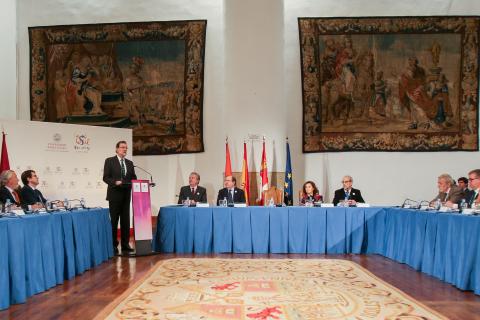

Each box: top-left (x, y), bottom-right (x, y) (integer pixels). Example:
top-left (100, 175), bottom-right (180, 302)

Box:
top-left (401, 198), bottom-right (419, 209)
top-left (134, 165), bottom-right (156, 187)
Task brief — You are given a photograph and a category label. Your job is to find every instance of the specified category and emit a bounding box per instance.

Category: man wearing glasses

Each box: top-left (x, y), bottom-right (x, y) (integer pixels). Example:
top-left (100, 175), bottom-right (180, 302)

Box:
top-left (332, 175), bottom-right (365, 206)
top-left (466, 169), bottom-right (480, 207)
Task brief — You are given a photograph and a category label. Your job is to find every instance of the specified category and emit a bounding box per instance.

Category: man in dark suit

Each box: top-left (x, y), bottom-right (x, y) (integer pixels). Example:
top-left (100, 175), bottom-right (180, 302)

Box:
top-left (103, 141), bottom-right (137, 254)
top-left (20, 170), bottom-right (47, 211)
top-left (217, 175), bottom-right (246, 206)
top-left (466, 169), bottom-right (480, 208)
top-left (0, 170), bottom-right (22, 211)
top-left (332, 175), bottom-right (365, 206)
top-left (178, 171), bottom-right (207, 204)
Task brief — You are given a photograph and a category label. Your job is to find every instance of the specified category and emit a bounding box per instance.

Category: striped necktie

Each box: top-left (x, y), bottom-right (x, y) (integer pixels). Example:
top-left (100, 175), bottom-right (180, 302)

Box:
top-left (120, 159), bottom-right (126, 178)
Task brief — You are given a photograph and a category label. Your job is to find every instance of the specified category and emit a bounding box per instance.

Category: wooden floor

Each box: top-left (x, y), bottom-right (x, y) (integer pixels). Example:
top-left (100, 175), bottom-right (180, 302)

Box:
top-left (1, 253), bottom-right (480, 320)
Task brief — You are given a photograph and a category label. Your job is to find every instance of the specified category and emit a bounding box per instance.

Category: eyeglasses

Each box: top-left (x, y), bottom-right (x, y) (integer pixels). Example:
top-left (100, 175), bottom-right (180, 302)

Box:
top-left (469, 177), bottom-right (479, 181)
top-left (342, 180), bottom-right (352, 183)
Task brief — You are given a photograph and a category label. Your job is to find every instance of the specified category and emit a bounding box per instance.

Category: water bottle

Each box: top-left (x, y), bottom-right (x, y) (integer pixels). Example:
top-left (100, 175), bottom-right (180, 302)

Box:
top-left (222, 197), bottom-right (227, 207)
top-left (343, 195), bottom-right (349, 207)
top-left (183, 197), bottom-right (190, 207)
top-left (460, 199), bottom-right (467, 212)
top-left (5, 199), bottom-right (11, 213)
top-left (64, 198), bottom-right (70, 210)
top-left (435, 198), bottom-right (441, 210)
top-left (268, 197), bottom-right (275, 207)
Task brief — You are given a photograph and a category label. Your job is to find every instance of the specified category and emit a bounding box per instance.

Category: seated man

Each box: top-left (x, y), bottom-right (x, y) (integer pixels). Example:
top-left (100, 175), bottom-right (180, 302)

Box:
top-left (0, 170), bottom-right (22, 209)
top-left (457, 177), bottom-right (469, 193)
top-left (20, 170), bottom-right (47, 211)
top-left (466, 169), bottom-right (480, 207)
top-left (431, 173), bottom-right (464, 208)
top-left (332, 175), bottom-right (365, 206)
top-left (177, 171), bottom-right (207, 204)
top-left (217, 175), bottom-right (246, 206)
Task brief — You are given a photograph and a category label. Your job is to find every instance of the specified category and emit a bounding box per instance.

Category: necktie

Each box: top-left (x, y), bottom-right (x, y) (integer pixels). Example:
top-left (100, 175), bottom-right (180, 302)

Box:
top-left (191, 188), bottom-right (195, 196)
top-left (120, 159), bottom-right (126, 178)
top-left (472, 191), bottom-right (479, 206)
top-left (227, 189), bottom-right (234, 203)
top-left (344, 190), bottom-right (350, 199)
top-left (36, 190), bottom-right (42, 202)
top-left (12, 190), bottom-right (20, 204)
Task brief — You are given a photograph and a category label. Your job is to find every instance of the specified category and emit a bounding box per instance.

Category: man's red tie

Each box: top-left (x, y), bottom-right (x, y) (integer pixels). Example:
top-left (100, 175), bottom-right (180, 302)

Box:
top-left (12, 190), bottom-right (20, 204)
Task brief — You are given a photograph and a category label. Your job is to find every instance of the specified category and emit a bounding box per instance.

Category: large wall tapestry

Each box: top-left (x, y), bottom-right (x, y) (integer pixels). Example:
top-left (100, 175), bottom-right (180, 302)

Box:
top-left (299, 17), bottom-right (479, 152)
top-left (29, 20), bottom-right (206, 155)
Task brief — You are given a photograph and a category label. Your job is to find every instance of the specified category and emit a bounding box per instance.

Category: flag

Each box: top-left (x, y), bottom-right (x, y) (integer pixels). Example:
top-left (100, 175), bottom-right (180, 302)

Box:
top-left (0, 131), bottom-right (10, 172)
top-left (241, 142), bottom-right (250, 205)
top-left (225, 138), bottom-right (232, 177)
top-left (259, 138), bottom-right (269, 205)
top-left (284, 139), bottom-right (293, 206)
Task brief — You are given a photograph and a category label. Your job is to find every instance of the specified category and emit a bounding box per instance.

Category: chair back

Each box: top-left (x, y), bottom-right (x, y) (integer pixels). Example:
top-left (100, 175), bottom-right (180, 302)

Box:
top-left (263, 186), bottom-right (283, 205)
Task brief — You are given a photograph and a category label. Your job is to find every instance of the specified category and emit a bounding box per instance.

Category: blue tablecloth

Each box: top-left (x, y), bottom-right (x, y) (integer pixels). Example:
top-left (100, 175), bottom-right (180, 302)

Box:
top-left (154, 206), bottom-right (480, 295)
top-left (0, 208), bottom-right (113, 310)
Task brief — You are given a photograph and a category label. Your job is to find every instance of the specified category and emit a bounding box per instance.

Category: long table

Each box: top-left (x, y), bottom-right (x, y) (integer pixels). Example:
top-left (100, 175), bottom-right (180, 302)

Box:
top-left (0, 208), bottom-right (113, 310)
top-left (153, 206), bottom-right (480, 295)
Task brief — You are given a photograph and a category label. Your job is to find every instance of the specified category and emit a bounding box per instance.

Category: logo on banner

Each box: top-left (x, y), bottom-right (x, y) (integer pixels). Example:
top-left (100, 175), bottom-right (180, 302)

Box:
top-left (55, 166), bottom-right (63, 174)
top-left (41, 180), bottom-right (48, 188)
top-left (69, 181), bottom-right (76, 189)
top-left (44, 166), bottom-right (52, 175)
top-left (72, 167), bottom-right (80, 175)
top-left (86, 181), bottom-right (93, 189)
top-left (58, 181), bottom-right (66, 189)
top-left (74, 134), bottom-right (90, 152)
top-left (83, 167), bottom-right (90, 175)
top-left (47, 133), bottom-right (68, 152)
top-left (96, 181), bottom-right (104, 189)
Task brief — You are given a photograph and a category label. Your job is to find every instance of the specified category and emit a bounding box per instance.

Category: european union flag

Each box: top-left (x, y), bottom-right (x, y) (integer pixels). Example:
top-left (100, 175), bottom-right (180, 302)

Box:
top-left (284, 140), bottom-right (293, 206)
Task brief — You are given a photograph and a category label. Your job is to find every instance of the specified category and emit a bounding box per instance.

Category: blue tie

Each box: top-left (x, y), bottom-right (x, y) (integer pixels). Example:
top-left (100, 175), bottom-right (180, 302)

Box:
top-left (344, 190), bottom-right (349, 199)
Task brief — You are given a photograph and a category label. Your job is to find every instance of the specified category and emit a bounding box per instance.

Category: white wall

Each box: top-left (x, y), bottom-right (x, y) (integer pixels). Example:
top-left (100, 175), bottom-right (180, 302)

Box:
top-left (0, 0), bottom-right (17, 119)
top-left (9, 0), bottom-right (480, 211)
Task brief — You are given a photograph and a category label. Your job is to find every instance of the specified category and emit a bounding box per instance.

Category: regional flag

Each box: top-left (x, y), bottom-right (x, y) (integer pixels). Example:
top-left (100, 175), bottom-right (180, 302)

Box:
top-left (284, 139), bottom-right (293, 206)
top-left (225, 137), bottom-right (232, 177)
top-left (259, 138), bottom-right (268, 205)
top-left (0, 131), bottom-right (10, 172)
top-left (241, 142), bottom-right (250, 205)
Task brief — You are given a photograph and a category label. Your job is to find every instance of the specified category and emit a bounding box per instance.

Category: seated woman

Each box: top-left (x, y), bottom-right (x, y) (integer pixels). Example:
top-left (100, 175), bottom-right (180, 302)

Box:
top-left (300, 181), bottom-right (323, 205)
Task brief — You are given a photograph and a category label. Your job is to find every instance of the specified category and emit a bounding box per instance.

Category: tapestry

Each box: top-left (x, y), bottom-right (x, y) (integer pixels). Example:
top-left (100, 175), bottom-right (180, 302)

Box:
top-left (95, 258), bottom-right (448, 319)
top-left (29, 20), bottom-right (206, 155)
top-left (299, 16), bottom-right (479, 152)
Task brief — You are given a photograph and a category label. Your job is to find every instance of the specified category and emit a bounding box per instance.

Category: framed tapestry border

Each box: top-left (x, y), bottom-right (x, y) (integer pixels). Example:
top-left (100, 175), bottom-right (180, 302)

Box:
top-left (29, 20), bottom-right (207, 155)
top-left (299, 16), bottom-right (480, 152)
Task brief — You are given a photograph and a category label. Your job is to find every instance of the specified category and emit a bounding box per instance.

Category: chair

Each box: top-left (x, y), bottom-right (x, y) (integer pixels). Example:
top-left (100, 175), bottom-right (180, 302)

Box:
top-left (263, 186), bottom-right (283, 205)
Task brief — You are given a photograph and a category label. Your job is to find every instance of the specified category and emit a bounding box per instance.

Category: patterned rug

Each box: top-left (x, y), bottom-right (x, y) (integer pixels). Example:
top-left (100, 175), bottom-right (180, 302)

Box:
top-left (96, 258), bottom-right (447, 320)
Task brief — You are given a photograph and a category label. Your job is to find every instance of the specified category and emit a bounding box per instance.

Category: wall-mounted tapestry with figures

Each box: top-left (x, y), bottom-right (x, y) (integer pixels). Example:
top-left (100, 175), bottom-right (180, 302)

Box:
top-left (29, 20), bottom-right (206, 155)
top-left (299, 16), bottom-right (479, 152)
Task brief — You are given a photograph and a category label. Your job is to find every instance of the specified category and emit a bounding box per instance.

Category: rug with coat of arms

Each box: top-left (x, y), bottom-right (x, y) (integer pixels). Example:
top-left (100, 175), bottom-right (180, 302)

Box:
top-left (95, 258), bottom-right (448, 320)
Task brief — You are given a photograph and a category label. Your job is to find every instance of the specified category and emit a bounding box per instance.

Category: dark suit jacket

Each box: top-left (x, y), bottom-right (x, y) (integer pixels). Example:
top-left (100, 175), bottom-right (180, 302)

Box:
top-left (465, 189), bottom-right (477, 207)
top-left (103, 156), bottom-right (137, 202)
top-left (332, 188), bottom-right (364, 206)
top-left (20, 185), bottom-right (47, 206)
top-left (178, 185), bottom-right (207, 204)
top-left (431, 185), bottom-right (465, 205)
top-left (217, 187), bottom-right (246, 205)
top-left (0, 186), bottom-right (21, 206)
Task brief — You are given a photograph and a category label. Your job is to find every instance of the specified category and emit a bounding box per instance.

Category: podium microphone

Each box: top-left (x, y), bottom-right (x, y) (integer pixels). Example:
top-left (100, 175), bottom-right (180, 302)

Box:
top-left (134, 165), bottom-right (156, 187)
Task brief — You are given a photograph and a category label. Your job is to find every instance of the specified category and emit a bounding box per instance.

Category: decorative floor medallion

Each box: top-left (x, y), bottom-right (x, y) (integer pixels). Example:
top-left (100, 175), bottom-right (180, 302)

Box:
top-left (96, 258), bottom-right (447, 319)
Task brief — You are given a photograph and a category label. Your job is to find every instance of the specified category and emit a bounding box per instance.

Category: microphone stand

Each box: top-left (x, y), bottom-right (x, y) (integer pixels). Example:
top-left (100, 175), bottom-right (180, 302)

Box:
top-left (134, 165), bottom-right (156, 187)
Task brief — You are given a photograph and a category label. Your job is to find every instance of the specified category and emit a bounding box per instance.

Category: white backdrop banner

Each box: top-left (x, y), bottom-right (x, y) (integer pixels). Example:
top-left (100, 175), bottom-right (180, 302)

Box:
top-left (0, 119), bottom-right (132, 208)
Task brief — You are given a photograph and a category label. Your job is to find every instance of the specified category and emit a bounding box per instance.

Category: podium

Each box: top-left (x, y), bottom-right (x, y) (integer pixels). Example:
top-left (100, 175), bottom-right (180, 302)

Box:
top-left (131, 179), bottom-right (154, 256)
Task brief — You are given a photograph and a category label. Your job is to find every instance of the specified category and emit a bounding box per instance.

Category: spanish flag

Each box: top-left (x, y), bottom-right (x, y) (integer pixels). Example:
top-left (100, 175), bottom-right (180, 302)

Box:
top-left (259, 138), bottom-right (268, 205)
top-left (241, 141), bottom-right (250, 205)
